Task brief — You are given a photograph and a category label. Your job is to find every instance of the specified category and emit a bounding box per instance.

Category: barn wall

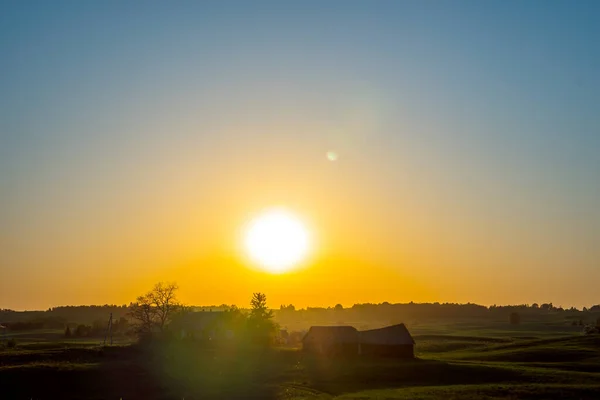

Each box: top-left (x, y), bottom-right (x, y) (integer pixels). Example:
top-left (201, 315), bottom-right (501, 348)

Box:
top-left (302, 341), bottom-right (359, 356)
top-left (337, 343), bottom-right (360, 356)
top-left (302, 341), bottom-right (318, 353)
top-left (360, 344), bottom-right (414, 358)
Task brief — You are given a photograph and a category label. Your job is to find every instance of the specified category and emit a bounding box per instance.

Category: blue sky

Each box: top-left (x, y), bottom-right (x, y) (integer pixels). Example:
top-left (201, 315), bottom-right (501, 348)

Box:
top-left (1, 1), bottom-right (599, 309)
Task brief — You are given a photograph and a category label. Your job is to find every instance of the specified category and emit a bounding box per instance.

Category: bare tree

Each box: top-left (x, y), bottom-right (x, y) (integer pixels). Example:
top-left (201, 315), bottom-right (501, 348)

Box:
top-left (129, 282), bottom-right (181, 334)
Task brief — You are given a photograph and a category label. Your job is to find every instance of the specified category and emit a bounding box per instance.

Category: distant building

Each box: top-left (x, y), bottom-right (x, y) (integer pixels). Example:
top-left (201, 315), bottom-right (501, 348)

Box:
top-left (359, 324), bottom-right (415, 357)
top-left (302, 323), bottom-right (415, 358)
top-left (170, 311), bottom-right (230, 340)
top-left (302, 326), bottom-right (359, 356)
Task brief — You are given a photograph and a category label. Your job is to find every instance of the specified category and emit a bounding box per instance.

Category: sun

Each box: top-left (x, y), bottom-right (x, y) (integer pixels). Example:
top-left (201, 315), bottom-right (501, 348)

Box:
top-left (244, 208), bottom-right (310, 273)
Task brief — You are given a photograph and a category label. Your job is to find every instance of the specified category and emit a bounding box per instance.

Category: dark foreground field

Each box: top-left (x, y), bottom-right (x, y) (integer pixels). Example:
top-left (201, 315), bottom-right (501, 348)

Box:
top-left (2, 331), bottom-right (600, 399)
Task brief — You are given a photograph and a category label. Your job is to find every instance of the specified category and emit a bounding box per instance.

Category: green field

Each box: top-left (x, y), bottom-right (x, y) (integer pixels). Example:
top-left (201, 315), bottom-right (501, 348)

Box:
top-left (2, 321), bottom-right (599, 399)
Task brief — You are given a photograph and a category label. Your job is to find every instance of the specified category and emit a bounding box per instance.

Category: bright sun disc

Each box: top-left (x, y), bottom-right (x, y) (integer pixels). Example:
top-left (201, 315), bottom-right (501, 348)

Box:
top-left (244, 209), bottom-right (310, 273)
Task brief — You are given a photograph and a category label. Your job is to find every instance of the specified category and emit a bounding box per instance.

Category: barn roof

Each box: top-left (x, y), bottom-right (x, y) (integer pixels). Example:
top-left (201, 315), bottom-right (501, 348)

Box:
top-left (359, 323), bottom-right (415, 345)
top-left (303, 326), bottom-right (359, 343)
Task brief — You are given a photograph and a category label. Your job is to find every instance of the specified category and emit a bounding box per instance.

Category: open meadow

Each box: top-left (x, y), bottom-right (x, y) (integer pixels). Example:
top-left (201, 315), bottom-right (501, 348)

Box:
top-left (2, 317), bottom-right (599, 400)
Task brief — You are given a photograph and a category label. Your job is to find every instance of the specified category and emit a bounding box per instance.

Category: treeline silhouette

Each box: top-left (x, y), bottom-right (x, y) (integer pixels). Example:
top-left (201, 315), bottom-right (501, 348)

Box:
top-left (274, 302), bottom-right (600, 328)
top-left (0, 305), bottom-right (129, 328)
top-left (2, 302), bottom-right (600, 329)
top-left (278, 302), bottom-right (600, 316)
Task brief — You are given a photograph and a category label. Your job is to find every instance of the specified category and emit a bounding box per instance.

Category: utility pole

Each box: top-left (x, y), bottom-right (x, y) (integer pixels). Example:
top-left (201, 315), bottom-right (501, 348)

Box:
top-left (103, 313), bottom-right (113, 346)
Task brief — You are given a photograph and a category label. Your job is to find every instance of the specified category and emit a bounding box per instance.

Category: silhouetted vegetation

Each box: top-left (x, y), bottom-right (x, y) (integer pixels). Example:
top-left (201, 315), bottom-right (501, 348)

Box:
top-left (247, 292), bottom-right (277, 346)
top-left (3, 301), bottom-right (600, 339)
top-left (128, 282), bottom-right (182, 336)
top-left (0, 305), bottom-right (128, 328)
top-left (74, 324), bottom-right (92, 337)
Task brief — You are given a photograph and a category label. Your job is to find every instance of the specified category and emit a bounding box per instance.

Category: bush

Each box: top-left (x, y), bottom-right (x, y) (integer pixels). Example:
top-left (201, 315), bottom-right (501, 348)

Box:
top-left (75, 324), bottom-right (92, 337)
top-left (584, 325), bottom-right (600, 335)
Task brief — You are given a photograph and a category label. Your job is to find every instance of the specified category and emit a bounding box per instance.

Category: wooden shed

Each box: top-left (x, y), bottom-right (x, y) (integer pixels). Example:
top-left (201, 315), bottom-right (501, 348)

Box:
top-left (358, 323), bottom-right (415, 358)
top-left (302, 326), bottom-right (359, 356)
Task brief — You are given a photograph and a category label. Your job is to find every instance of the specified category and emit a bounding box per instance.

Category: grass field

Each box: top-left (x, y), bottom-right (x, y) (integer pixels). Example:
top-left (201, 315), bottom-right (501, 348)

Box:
top-left (1, 322), bottom-right (599, 399)
top-left (2, 328), bottom-right (133, 346)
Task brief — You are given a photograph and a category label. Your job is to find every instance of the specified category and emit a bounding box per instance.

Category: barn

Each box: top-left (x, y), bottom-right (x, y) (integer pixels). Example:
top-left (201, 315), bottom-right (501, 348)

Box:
top-left (302, 326), bottom-right (359, 356)
top-left (358, 323), bottom-right (415, 358)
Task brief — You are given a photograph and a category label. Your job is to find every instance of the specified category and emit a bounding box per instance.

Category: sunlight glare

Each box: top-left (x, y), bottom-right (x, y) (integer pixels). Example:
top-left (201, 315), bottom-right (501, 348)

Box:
top-left (244, 209), bottom-right (310, 273)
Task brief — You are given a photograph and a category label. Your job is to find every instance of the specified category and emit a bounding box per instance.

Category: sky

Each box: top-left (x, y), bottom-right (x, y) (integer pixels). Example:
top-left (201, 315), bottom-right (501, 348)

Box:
top-left (1, 1), bottom-right (599, 310)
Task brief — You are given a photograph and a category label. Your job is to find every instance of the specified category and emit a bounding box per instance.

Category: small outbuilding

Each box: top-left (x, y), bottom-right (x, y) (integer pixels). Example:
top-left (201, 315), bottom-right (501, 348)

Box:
top-left (302, 323), bottom-right (415, 358)
top-left (359, 323), bottom-right (415, 358)
top-left (302, 326), bottom-right (359, 356)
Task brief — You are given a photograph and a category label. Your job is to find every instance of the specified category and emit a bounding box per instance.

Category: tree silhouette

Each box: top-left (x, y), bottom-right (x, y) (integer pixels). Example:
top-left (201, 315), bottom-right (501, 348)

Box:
top-left (75, 324), bottom-right (91, 337)
top-left (247, 293), bottom-right (276, 346)
top-left (129, 282), bottom-right (182, 335)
